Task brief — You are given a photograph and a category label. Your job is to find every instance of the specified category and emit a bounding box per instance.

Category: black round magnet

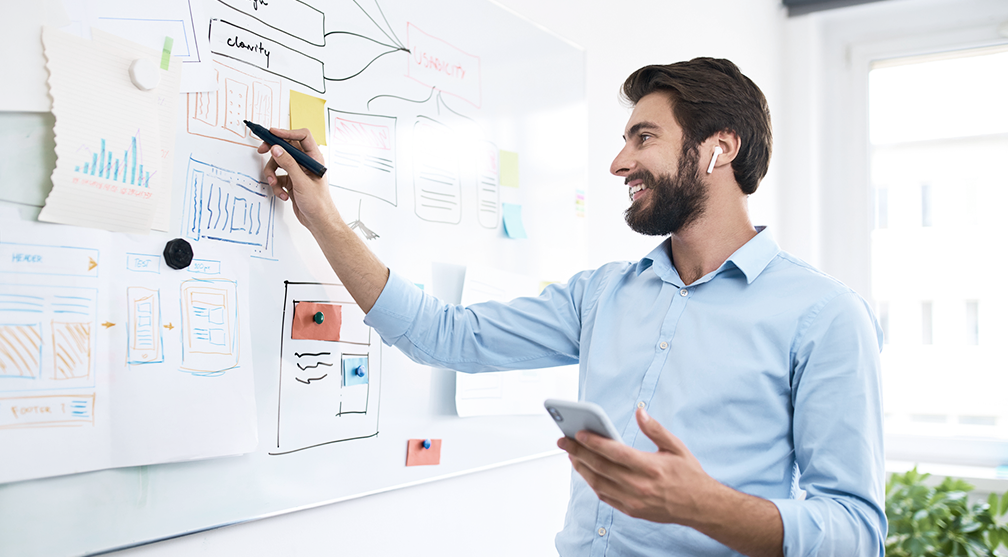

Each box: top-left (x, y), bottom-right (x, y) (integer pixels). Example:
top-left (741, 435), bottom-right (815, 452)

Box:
top-left (163, 238), bottom-right (194, 270)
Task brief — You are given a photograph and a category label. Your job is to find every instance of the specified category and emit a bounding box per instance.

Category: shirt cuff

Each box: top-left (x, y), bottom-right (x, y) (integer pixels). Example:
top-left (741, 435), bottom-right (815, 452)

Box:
top-left (362, 269), bottom-right (425, 346)
top-left (770, 498), bottom-right (823, 557)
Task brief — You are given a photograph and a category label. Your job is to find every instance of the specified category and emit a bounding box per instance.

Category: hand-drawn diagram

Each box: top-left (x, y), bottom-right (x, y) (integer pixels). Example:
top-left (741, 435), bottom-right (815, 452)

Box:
top-left (405, 22), bottom-right (481, 108)
top-left (73, 134), bottom-right (153, 188)
top-left (1, 242), bottom-right (99, 430)
top-left (182, 156), bottom-right (276, 257)
top-left (179, 278), bottom-right (240, 376)
top-left (273, 281), bottom-right (381, 455)
top-left (127, 287), bottom-right (164, 365)
top-left (413, 116), bottom-right (461, 224)
top-left (209, 0), bottom-right (410, 94)
top-left (187, 60), bottom-right (281, 148)
top-left (476, 141), bottom-right (501, 229)
top-left (328, 109), bottom-right (397, 206)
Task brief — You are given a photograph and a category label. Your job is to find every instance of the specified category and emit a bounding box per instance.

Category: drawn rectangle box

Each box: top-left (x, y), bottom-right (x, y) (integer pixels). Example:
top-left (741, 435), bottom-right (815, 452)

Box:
top-left (406, 22), bottom-right (481, 107)
top-left (180, 279), bottom-right (239, 375)
top-left (327, 110), bottom-right (397, 206)
top-left (52, 321), bottom-right (91, 380)
top-left (0, 324), bottom-right (43, 379)
top-left (186, 61), bottom-right (281, 148)
top-left (0, 242), bottom-right (99, 278)
top-left (0, 394), bottom-right (96, 429)
top-left (217, 0), bottom-right (325, 46)
top-left (413, 117), bottom-right (461, 224)
top-left (209, 19), bottom-right (326, 94)
top-left (183, 157), bottom-right (275, 257)
top-left (127, 287), bottom-right (163, 365)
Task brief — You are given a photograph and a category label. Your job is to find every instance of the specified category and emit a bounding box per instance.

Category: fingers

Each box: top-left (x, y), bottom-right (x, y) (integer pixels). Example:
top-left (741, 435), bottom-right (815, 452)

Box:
top-left (636, 408), bottom-right (687, 455)
top-left (268, 127), bottom-right (324, 161)
top-left (559, 434), bottom-right (632, 482)
top-left (267, 144), bottom-right (310, 184)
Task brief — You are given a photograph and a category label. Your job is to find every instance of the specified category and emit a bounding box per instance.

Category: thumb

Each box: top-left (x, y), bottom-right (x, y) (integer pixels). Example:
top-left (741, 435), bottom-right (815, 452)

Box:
top-left (269, 144), bottom-right (308, 179)
top-left (637, 407), bottom-right (685, 454)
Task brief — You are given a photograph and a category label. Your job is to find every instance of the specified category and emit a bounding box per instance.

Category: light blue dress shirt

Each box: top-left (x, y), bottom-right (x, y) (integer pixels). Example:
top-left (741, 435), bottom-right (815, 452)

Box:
top-left (364, 229), bottom-right (886, 556)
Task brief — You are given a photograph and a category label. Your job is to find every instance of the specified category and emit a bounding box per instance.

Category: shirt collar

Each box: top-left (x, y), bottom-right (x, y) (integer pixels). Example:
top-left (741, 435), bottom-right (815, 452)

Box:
top-left (637, 226), bottom-right (780, 285)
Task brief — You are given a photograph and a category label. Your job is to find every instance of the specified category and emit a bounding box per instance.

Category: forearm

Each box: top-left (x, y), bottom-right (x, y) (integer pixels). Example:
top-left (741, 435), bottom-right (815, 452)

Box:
top-left (308, 210), bottom-right (389, 313)
top-left (688, 482), bottom-right (783, 557)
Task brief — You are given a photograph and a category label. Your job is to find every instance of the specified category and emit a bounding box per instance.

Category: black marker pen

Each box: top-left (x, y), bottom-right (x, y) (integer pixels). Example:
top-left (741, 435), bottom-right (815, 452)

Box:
top-left (244, 120), bottom-right (327, 178)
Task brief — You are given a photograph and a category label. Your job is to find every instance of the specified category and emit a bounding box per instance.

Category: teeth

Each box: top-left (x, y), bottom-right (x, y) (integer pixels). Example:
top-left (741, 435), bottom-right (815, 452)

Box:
top-left (628, 183), bottom-right (645, 201)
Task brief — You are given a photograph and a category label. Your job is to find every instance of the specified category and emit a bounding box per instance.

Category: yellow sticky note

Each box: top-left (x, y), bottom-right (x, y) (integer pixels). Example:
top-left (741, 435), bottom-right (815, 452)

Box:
top-left (289, 90), bottom-right (327, 146)
top-left (500, 150), bottom-right (519, 188)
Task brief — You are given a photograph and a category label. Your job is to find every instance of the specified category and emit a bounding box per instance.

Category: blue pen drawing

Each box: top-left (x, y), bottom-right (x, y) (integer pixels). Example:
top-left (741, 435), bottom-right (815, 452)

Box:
top-left (127, 287), bottom-right (164, 365)
top-left (272, 281), bottom-right (381, 455)
top-left (182, 156), bottom-right (276, 257)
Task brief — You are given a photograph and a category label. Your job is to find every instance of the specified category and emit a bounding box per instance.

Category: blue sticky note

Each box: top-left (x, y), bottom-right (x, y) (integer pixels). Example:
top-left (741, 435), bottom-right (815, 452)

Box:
top-left (343, 356), bottom-right (369, 386)
top-left (502, 203), bottom-right (527, 239)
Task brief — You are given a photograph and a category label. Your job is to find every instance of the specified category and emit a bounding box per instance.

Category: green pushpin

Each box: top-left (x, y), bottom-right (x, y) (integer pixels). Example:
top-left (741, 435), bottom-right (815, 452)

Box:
top-left (313, 311), bottom-right (324, 324)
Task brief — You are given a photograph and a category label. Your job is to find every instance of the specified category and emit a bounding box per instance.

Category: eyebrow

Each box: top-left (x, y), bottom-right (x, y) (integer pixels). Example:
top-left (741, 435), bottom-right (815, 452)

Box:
top-left (623, 121), bottom-right (661, 140)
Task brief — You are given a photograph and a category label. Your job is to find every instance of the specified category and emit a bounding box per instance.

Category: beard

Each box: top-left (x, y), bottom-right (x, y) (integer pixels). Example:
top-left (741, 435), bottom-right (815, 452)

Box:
top-left (623, 146), bottom-right (707, 236)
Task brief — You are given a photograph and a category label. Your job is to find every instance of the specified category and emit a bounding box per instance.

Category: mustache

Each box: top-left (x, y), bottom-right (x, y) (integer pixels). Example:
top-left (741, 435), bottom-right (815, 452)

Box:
top-left (624, 170), bottom-right (655, 186)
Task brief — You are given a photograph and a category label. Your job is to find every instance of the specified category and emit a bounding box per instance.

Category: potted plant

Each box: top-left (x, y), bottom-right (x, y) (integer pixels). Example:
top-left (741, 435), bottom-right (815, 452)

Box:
top-left (886, 467), bottom-right (1008, 556)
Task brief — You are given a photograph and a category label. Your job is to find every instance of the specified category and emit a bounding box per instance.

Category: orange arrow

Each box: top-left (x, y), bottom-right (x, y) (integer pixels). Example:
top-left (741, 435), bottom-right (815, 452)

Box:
top-left (163, 323), bottom-right (174, 330)
top-left (101, 322), bottom-right (115, 329)
top-left (88, 257), bottom-right (98, 271)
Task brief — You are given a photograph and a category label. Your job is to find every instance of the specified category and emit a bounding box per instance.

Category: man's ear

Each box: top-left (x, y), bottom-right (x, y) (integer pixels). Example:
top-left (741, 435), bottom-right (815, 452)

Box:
top-left (705, 130), bottom-right (740, 173)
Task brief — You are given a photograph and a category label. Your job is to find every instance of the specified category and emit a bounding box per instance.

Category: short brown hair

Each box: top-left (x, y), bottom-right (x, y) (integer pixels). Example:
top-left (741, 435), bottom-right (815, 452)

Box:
top-left (621, 58), bottom-right (772, 195)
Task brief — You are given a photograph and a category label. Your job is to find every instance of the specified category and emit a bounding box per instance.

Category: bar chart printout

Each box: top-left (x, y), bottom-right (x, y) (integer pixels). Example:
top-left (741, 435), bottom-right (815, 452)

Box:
top-left (40, 26), bottom-right (162, 234)
top-left (74, 135), bottom-right (153, 188)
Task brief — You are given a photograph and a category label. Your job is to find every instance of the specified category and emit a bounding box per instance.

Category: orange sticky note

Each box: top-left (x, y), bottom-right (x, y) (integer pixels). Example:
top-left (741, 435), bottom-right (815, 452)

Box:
top-left (292, 302), bottom-right (342, 341)
top-left (405, 439), bottom-right (441, 466)
top-left (289, 90), bottom-right (327, 145)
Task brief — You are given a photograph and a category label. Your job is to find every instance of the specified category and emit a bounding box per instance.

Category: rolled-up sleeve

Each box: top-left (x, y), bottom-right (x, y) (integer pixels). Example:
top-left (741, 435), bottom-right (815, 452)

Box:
top-left (364, 269), bottom-right (585, 372)
top-left (771, 291), bottom-right (887, 557)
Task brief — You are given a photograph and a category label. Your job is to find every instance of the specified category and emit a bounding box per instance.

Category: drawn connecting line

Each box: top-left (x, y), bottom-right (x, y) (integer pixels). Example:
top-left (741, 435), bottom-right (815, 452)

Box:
top-left (179, 278), bottom-right (240, 376)
top-left (273, 281), bottom-right (381, 455)
top-left (209, 0), bottom-right (410, 94)
top-left (328, 109), bottom-right (397, 207)
top-left (182, 156), bottom-right (276, 257)
top-left (187, 60), bottom-right (281, 147)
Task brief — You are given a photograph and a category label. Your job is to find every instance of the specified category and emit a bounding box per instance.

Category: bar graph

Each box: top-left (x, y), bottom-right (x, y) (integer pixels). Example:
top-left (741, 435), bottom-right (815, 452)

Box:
top-left (73, 134), bottom-right (152, 188)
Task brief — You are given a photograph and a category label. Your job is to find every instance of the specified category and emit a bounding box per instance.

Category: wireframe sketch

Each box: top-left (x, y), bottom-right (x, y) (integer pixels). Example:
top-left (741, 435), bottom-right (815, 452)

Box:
top-left (182, 156), bottom-right (276, 257)
top-left (328, 109), bottom-right (397, 206)
top-left (273, 281), bottom-right (381, 455)
top-left (0, 394), bottom-right (96, 429)
top-left (0, 324), bottom-right (42, 379)
top-left (179, 278), bottom-right (240, 376)
top-left (186, 60), bottom-right (281, 147)
top-left (412, 116), bottom-right (461, 224)
top-left (476, 141), bottom-right (500, 229)
top-left (209, 0), bottom-right (409, 94)
top-left (127, 287), bottom-right (164, 365)
top-left (405, 22), bottom-right (482, 108)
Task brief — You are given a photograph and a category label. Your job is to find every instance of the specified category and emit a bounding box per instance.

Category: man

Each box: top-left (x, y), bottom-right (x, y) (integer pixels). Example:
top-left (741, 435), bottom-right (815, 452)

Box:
top-left (259, 57), bottom-right (886, 556)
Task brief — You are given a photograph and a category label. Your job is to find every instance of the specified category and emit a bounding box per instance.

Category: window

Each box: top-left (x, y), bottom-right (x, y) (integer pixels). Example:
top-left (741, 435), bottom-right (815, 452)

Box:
top-left (868, 46), bottom-right (1008, 447)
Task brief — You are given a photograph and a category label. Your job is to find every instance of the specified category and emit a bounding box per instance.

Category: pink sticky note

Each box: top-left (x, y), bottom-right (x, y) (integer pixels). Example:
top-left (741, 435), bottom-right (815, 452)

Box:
top-left (292, 302), bottom-right (342, 341)
top-left (405, 439), bottom-right (442, 466)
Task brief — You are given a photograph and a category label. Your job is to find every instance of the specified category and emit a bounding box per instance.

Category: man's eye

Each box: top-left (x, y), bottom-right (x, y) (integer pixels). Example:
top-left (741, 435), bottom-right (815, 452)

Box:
top-left (640, 134), bottom-right (652, 143)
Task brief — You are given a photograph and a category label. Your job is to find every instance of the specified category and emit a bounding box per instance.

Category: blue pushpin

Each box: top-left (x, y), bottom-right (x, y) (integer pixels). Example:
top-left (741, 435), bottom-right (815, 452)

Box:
top-left (355, 365), bottom-right (366, 377)
top-left (422, 439), bottom-right (431, 450)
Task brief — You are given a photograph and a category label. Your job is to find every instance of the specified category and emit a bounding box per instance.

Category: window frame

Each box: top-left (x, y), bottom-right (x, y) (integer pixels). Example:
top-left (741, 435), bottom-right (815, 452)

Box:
top-left (789, 0), bottom-right (1008, 468)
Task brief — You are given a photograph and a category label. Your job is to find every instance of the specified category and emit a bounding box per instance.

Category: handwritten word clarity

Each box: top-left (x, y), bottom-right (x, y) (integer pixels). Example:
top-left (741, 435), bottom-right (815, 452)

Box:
top-left (226, 35), bottom-right (271, 68)
top-left (412, 50), bottom-right (466, 80)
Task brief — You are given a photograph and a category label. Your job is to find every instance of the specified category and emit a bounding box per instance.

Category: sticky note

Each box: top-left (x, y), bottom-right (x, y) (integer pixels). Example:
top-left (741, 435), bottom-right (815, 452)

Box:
top-left (291, 302), bottom-right (342, 341)
top-left (343, 356), bottom-right (368, 386)
top-left (160, 36), bottom-right (174, 70)
top-left (502, 203), bottom-right (527, 239)
top-left (405, 439), bottom-right (442, 466)
top-left (289, 90), bottom-right (327, 145)
top-left (499, 150), bottom-right (519, 188)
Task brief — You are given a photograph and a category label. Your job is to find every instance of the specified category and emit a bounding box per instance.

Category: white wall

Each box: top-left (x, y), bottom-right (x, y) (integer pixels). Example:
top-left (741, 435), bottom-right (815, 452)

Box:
top-left (113, 1), bottom-right (789, 555)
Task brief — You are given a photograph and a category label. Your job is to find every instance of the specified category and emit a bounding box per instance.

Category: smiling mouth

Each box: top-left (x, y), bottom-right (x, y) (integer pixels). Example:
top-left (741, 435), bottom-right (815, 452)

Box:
top-left (627, 179), bottom-right (646, 202)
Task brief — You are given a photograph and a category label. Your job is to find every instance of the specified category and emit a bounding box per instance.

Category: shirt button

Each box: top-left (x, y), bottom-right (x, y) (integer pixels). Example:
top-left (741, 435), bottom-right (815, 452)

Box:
top-left (680, 288), bottom-right (688, 297)
top-left (659, 341), bottom-right (668, 350)
top-left (637, 401), bottom-right (646, 409)
top-left (598, 527), bottom-right (607, 536)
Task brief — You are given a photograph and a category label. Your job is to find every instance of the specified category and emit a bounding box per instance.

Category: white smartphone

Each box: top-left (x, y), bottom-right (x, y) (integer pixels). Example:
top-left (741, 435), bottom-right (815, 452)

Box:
top-left (544, 398), bottom-right (624, 444)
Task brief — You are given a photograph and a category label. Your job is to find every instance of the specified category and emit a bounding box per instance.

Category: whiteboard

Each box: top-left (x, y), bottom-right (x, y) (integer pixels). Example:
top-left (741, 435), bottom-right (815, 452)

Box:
top-left (0, 0), bottom-right (587, 555)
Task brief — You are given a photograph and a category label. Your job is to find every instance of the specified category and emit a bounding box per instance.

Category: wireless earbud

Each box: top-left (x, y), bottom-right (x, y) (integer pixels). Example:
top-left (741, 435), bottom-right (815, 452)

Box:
top-left (706, 146), bottom-right (723, 174)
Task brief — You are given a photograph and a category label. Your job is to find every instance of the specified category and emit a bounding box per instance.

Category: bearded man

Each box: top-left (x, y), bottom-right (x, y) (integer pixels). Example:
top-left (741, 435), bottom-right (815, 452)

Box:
top-left (260, 57), bottom-right (886, 557)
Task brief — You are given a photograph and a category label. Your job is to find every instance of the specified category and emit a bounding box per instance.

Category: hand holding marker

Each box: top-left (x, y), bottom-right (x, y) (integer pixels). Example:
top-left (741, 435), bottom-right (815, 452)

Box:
top-left (244, 120), bottom-right (327, 178)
